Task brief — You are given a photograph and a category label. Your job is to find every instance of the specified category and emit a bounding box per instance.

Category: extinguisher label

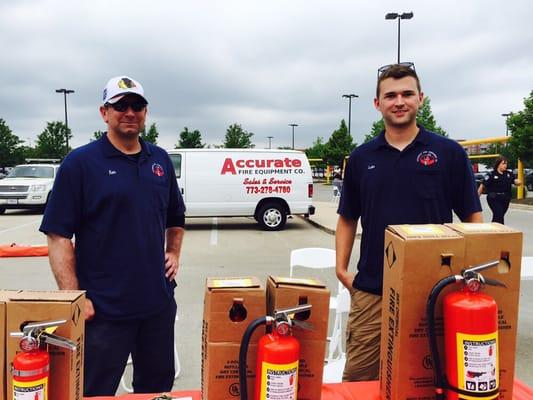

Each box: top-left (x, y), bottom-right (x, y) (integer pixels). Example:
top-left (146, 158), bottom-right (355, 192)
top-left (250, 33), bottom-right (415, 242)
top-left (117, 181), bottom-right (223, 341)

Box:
top-left (259, 360), bottom-right (298, 399)
top-left (13, 376), bottom-right (48, 400)
top-left (456, 331), bottom-right (499, 399)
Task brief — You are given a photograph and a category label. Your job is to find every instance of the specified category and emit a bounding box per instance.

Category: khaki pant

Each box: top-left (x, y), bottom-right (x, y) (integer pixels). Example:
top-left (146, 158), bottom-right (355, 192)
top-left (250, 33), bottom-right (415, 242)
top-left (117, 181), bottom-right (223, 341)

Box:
top-left (342, 288), bottom-right (382, 382)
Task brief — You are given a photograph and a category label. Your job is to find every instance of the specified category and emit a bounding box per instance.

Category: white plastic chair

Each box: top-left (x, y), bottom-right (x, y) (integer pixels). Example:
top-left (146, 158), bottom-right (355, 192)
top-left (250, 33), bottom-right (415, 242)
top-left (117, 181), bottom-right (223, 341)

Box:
top-left (120, 314), bottom-right (181, 393)
top-left (326, 286), bottom-right (351, 362)
top-left (332, 186), bottom-right (341, 203)
top-left (290, 248), bottom-right (348, 362)
top-left (522, 257), bottom-right (533, 280)
top-left (289, 248), bottom-right (336, 279)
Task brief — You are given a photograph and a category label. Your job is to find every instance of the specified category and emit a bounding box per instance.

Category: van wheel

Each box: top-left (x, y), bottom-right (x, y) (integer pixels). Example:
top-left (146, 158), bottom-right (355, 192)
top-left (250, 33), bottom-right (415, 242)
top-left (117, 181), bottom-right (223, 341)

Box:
top-left (258, 203), bottom-right (287, 231)
top-left (0, 207), bottom-right (5, 215)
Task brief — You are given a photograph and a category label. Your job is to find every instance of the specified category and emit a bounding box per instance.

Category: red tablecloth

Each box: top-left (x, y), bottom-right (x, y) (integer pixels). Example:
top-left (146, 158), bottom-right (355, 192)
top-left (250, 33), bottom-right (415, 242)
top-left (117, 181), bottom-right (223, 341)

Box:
top-left (86, 379), bottom-right (533, 399)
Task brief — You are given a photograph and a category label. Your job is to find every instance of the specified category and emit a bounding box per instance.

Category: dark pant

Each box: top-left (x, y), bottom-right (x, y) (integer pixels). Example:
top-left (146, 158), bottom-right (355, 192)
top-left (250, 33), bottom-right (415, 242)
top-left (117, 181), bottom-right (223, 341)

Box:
top-left (487, 192), bottom-right (510, 224)
top-left (83, 299), bottom-right (177, 396)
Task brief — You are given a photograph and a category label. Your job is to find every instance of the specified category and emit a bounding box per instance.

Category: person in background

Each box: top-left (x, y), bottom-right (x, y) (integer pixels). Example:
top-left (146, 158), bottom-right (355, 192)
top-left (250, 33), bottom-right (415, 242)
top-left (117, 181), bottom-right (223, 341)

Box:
top-left (335, 63), bottom-right (482, 382)
top-left (332, 168), bottom-right (343, 197)
top-left (40, 76), bottom-right (186, 395)
top-left (478, 156), bottom-right (521, 224)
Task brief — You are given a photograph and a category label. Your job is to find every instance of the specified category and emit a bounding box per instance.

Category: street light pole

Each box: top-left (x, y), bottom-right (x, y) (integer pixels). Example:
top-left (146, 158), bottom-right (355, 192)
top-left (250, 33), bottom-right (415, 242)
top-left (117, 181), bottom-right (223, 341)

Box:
top-left (342, 94), bottom-right (359, 138)
top-left (289, 124), bottom-right (298, 149)
top-left (385, 12), bottom-right (414, 63)
top-left (501, 112), bottom-right (512, 136)
top-left (267, 136), bottom-right (274, 149)
top-left (55, 88), bottom-right (75, 155)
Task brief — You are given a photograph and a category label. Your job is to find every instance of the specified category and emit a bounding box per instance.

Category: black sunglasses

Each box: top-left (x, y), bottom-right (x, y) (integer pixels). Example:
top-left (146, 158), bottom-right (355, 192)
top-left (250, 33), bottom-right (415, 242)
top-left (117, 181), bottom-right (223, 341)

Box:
top-left (106, 100), bottom-right (147, 112)
top-left (377, 62), bottom-right (416, 78)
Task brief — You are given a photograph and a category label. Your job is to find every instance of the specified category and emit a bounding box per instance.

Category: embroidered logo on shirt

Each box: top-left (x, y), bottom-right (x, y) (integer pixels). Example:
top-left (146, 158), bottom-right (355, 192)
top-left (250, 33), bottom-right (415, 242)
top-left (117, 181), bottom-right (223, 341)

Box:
top-left (108, 170), bottom-right (117, 175)
top-left (367, 165), bottom-right (376, 170)
top-left (416, 151), bottom-right (438, 166)
top-left (152, 163), bottom-right (165, 177)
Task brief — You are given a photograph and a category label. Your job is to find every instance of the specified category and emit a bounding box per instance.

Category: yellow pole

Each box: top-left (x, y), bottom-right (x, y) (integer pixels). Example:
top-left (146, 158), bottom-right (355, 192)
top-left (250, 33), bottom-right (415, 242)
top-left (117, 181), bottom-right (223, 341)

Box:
top-left (517, 159), bottom-right (524, 200)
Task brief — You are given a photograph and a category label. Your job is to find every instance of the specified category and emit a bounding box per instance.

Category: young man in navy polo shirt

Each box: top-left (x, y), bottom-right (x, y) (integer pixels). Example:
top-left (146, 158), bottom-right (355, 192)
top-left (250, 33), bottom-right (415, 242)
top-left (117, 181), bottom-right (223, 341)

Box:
top-left (40, 76), bottom-right (186, 395)
top-left (335, 64), bottom-right (482, 382)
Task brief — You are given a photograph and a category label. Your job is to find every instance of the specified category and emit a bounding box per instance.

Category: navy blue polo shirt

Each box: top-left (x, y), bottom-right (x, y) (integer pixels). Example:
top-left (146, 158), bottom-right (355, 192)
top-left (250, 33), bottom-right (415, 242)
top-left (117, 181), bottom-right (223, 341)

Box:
top-left (40, 134), bottom-right (186, 320)
top-left (483, 170), bottom-right (513, 194)
top-left (338, 127), bottom-right (481, 295)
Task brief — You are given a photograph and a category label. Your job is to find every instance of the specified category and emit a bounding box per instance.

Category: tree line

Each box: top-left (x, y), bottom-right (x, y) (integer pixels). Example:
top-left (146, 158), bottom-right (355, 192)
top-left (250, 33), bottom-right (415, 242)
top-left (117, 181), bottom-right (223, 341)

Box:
top-left (1, 91), bottom-right (532, 169)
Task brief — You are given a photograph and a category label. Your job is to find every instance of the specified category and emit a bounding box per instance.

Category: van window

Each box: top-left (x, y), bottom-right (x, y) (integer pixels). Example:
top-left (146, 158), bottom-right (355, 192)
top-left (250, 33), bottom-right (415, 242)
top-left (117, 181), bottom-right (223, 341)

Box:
top-left (169, 154), bottom-right (181, 178)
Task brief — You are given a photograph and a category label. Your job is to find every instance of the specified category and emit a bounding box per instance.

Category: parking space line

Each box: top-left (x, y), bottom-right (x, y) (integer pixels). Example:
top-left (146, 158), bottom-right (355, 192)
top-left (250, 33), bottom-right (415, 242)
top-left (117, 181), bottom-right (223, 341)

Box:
top-left (210, 217), bottom-right (218, 245)
top-left (0, 219), bottom-right (41, 235)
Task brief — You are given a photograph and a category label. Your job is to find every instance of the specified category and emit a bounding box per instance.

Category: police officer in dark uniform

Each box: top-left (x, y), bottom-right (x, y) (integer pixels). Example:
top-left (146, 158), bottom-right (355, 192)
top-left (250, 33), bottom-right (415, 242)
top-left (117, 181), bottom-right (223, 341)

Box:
top-left (478, 156), bottom-right (521, 224)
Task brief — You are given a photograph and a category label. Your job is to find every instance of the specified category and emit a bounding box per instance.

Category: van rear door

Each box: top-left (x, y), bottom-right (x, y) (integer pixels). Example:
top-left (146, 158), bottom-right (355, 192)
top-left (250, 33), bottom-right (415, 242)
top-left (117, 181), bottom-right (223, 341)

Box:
top-left (169, 152), bottom-right (186, 201)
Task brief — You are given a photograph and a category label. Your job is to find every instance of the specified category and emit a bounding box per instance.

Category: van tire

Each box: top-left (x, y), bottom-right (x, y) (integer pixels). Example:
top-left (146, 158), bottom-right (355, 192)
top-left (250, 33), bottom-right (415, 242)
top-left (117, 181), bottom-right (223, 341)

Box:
top-left (0, 207), bottom-right (5, 215)
top-left (257, 203), bottom-right (286, 231)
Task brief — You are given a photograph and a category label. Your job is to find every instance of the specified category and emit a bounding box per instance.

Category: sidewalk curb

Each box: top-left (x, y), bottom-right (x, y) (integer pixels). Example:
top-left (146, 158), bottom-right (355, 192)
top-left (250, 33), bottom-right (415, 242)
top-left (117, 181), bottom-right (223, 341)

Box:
top-left (303, 216), bottom-right (336, 235)
top-left (510, 203), bottom-right (533, 211)
top-left (300, 216), bottom-right (362, 238)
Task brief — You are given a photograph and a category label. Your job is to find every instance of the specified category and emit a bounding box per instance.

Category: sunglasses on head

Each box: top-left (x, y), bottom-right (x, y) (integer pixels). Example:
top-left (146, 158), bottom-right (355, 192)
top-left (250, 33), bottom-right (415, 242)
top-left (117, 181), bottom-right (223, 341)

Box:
top-left (377, 62), bottom-right (416, 78)
top-left (106, 100), bottom-right (147, 112)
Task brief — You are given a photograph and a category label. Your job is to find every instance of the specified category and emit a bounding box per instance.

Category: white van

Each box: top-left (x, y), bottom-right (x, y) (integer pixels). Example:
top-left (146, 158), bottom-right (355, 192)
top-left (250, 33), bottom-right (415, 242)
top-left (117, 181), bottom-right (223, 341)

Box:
top-left (167, 149), bottom-right (315, 230)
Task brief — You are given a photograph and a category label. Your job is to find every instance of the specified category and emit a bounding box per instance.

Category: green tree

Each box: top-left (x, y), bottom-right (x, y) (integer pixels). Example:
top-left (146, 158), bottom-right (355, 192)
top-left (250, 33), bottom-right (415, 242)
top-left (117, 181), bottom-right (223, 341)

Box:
top-left (364, 119), bottom-right (385, 143)
top-left (508, 90), bottom-right (533, 166)
top-left (305, 137), bottom-right (326, 160)
top-left (417, 98), bottom-right (447, 136)
top-left (176, 127), bottom-right (205, 148)
top-left (92, 130), bottom-right (105, 141)
top-left (140, 123), bottom-right (159, 144)
top-left (323, 119), bottom-right (354, 166)
top-left (223, 123), bottom-right (254, 148)
top-left (34, 121), bottom-right (71, 159)
top-left (0, 119), bottom-right (24, 167)
top-left (305, 137), bottom-right (326, 169)
top-left (364, 97), bottom-right (447, 142)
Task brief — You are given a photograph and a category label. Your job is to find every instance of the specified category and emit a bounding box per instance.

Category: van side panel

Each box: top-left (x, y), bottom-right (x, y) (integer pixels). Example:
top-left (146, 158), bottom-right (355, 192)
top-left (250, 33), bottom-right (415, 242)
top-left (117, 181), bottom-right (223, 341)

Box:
top-left (172, 150), bottom-right (313, 218)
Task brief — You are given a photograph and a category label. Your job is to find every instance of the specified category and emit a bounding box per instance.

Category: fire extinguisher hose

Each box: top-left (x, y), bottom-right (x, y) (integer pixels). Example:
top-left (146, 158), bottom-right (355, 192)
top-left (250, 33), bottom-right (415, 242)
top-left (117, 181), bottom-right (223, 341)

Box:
top-left (426, 275), bottom-right (461, 400)
top-left (239, 316), bottom-right (271, 400)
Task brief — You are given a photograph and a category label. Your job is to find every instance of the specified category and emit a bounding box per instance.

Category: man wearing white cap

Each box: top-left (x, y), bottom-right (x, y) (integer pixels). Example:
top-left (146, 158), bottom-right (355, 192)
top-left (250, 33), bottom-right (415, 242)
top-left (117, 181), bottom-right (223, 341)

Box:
top-left (40, 76), bottom-right (186, 395)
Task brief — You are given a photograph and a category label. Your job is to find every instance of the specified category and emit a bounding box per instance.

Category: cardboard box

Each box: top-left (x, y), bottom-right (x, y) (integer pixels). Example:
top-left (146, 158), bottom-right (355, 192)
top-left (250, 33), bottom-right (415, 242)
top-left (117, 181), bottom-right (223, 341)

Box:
top-left (447, 223), bottom-right (523, 399)
top-left (5, 290), bottom-right (85, 400)
top-left (201, 277), bottom-right (265, 400)
top-left (379, 224), bottom-right (466, 400)
top-left (380, 223), bottom-right (523, 400)
top-left (0, 291), bottom-right (21, 400)
top-left (266, 276), bottom-right (330, 400)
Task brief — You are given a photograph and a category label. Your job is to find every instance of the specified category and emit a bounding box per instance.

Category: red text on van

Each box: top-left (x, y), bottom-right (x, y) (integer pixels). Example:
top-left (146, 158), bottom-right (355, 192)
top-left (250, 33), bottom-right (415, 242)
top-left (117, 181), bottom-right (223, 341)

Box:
top-left (220, 158), bottom-right (302, 175)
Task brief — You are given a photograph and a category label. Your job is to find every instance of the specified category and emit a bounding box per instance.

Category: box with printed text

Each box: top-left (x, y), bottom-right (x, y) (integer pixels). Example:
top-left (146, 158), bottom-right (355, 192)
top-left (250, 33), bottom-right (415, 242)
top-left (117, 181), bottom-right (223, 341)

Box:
top-left (201, 276), bottom-right (265, 400)
top-left (5, 290), bottom-right (85, 400)
top-left (266, 276), bottom-right (330, 400)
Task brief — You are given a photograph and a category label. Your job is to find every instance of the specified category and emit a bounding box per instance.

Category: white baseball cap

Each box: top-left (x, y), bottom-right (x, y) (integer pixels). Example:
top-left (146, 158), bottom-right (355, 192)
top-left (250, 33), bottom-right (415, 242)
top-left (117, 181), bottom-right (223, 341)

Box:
top-left (102, 76), bottom-right (148, 105)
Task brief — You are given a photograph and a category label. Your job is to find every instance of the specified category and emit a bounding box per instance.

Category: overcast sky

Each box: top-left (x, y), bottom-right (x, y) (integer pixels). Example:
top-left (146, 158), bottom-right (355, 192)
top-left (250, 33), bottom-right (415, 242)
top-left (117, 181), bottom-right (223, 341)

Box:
top-left (1, 0), bottom-right (532, 151)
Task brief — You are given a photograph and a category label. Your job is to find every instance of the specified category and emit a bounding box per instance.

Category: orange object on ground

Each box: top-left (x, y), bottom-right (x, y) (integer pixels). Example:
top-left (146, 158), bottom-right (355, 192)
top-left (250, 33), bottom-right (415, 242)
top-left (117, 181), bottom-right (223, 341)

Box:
top-left (0, 243), bottom-right (48, 257)
top-left (82, 380), bottom-right (533, 399)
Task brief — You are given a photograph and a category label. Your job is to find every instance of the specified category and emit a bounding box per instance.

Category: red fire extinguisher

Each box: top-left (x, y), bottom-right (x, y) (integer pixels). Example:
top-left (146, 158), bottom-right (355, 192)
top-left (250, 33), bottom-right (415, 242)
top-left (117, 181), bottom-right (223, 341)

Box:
top-left (239, 304), bottom-right (312, 400)
top-left (10, 319), bottom-right (77, 400)
top-left (427, 260), bottom-right (505, 400)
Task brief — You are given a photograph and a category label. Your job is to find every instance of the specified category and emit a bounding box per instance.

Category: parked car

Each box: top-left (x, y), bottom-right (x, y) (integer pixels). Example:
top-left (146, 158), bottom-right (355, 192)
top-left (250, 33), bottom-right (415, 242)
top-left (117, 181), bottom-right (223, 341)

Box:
top-left (513, 168), bottom-right (533, 179)
top-left (474, 172), bottom-right (488, 190)
top-left (0, 163), bottom-right (60, 214)
top-left (526, 172), bottom-right (533, 191)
